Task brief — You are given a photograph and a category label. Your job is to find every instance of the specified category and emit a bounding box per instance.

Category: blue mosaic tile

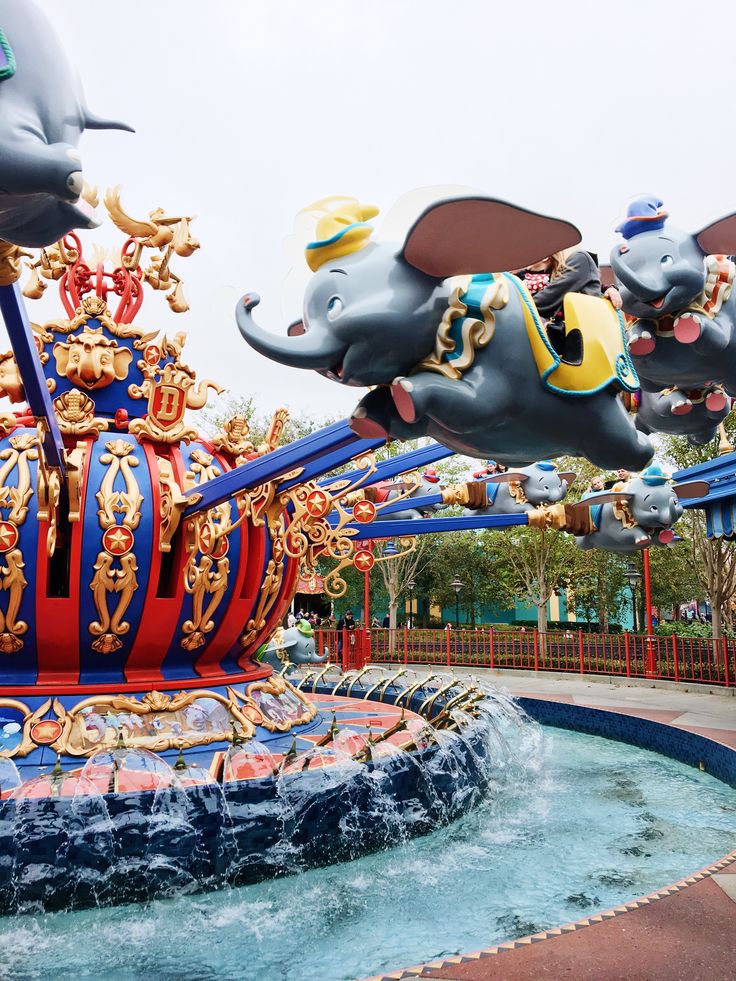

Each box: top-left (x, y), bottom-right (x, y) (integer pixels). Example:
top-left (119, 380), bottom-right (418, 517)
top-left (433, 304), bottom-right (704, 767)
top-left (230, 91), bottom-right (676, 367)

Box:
top-left (519, 698), bottom-right (736, 788)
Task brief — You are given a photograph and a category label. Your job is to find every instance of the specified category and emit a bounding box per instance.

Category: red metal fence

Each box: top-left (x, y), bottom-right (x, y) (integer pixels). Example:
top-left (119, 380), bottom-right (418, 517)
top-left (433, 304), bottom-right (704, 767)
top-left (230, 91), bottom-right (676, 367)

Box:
top-left (315, 627), bottom-right (734, 687)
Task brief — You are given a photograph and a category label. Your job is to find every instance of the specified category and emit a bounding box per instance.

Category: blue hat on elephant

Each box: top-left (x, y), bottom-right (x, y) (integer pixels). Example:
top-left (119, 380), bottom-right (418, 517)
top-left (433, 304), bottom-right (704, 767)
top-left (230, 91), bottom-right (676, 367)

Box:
top-left (536, 460), bottom-right (556, 471)
top-left (616, 196), bottom-right (668, 240)
top-left (639, 463), bottom-right (670, 486)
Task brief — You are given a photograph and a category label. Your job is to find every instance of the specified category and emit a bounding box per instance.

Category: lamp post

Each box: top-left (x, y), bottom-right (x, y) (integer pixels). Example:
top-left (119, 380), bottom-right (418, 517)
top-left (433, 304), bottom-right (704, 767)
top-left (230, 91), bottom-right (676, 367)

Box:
top-left (406, 576), bottom-right (416, 629)
top-left (451, 575), bottom-right (463, 629)
top-left (626, 562), bottom-right (641, 633)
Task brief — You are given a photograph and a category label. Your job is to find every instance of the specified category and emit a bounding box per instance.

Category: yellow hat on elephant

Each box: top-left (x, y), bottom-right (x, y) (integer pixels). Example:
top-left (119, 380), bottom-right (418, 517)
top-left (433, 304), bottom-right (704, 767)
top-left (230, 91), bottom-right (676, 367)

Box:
top-left (305, 200), bottom-right (379, 272)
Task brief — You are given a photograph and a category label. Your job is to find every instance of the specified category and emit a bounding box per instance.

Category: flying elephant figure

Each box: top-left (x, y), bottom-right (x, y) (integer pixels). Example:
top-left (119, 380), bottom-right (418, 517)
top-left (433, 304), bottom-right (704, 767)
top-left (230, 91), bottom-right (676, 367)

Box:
top-left (259, 621), bottom-right (328, 671)
top-left (463, 460), bottom-right (576, 516)
top-left (611, 196), bottom-right (736, 400)
top-left (237, 196), bottom-right (654, 471)
top-left (574, 465), bottom-right (707, 554)
top-left (634, 386), bottom-right (732, 446)
top-left (0, 0), bottom-right (133, 247)
top-left (367, 466), bottom-right (446, 521)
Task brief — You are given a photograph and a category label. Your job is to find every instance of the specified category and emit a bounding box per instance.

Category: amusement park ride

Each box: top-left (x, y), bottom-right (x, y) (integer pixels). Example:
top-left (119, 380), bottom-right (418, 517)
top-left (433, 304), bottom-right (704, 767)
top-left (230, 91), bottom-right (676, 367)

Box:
top-left (0, 0), bottom-right (733, 912)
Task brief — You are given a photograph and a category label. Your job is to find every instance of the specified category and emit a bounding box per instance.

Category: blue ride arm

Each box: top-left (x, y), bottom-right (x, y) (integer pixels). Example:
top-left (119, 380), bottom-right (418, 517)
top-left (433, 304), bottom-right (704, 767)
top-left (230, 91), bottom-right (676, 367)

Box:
top-left (347, 512), bottom-right (529, 539)
top-left (320, 441), bottom-right (454, 488)
top-left (0, 282), bottom-right (66, 475)
top-left (183, 420), bottom-right (385, 517)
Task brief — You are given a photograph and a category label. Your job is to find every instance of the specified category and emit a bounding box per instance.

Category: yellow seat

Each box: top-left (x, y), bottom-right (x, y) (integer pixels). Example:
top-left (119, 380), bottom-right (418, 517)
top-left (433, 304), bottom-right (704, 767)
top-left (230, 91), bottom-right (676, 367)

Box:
top-left (513, 278), bottom-right (638, 396)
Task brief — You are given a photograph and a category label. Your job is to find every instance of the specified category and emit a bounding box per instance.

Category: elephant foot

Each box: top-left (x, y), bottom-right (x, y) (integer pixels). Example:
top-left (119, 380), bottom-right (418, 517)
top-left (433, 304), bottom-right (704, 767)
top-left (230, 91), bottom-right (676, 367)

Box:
top-left (391, 377), bottom-right (418, 423)
top-left (673, 313), bottom-right (701, 344)
top-left (705, 390), bottom-right (728, 412)
top-left (657, 529), bottom-right (675, 544)
top-left (628, 331), bottom-right (655, 356)
top-left (349, 406), bottom-right (389, 439)
top-left (670, 398), bottom-right (692, 415)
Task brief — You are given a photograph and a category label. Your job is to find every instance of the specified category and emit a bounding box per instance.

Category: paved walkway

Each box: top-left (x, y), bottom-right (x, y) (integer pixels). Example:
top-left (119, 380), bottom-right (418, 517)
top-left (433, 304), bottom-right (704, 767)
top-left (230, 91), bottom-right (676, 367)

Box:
top-left (367, 669), bottom-right (736, 981)
top-left (469, 668), bottom-right (736, 749)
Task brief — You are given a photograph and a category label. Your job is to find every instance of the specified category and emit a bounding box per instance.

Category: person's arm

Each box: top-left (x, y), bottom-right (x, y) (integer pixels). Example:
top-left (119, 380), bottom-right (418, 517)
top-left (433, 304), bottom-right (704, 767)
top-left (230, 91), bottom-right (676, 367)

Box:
top-left (532, 252), bottom-right (600, 318)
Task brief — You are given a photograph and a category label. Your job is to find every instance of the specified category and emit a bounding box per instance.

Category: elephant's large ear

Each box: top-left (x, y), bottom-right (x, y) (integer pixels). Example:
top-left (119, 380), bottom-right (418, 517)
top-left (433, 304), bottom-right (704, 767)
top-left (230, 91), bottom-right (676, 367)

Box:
top-left (52, 341), bottom-right (70, 376)
top-left (483, 471), bottom-right (528, 483)
top-left (401, 197), bottom-right (582, 278)
top-left (114, 347), bottom-right (133, 380)
top-left (673, 480), bottom-right (709, 500)
top-left (558, 472), bottom-right (577, 486)
top-left (695, 213), bottom-right (736, 255)
top-left (574, 492), bottom-right (631, 506)
top-left (287, 319), bottom-right (306, 337)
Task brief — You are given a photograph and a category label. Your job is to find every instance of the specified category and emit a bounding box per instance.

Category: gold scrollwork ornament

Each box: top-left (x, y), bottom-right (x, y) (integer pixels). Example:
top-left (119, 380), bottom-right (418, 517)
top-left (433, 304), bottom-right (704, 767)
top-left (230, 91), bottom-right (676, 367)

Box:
top-left (89, 440), bottom-right (142, 654)
top-left (49, 688), bottom-right (255, 757)
top-left (0, 433), bottom-right (39, 652)
top-left (54, 389), bottom-right (110, 437)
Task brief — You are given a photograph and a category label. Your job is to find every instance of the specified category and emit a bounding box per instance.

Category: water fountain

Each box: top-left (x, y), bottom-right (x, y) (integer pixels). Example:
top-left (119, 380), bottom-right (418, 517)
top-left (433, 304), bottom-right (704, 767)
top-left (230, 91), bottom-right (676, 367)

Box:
top-left (0, 14), bottom-right (733, 973)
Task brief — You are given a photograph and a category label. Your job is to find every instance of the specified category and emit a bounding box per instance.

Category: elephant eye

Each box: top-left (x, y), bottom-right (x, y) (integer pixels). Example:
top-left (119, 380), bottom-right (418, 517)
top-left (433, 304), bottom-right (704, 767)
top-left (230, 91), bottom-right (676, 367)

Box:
top-left (660, 255), bottom-right (674, 267)
top-left (327, 296), bottom-right (343, 321)
top-left (650, 504), bottom-right (658, 511)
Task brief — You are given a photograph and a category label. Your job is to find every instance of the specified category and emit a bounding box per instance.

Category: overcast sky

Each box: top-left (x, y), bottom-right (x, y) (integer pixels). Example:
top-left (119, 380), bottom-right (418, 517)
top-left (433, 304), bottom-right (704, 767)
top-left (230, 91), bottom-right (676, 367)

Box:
top-left (28, 0), bottom-right (736, 424)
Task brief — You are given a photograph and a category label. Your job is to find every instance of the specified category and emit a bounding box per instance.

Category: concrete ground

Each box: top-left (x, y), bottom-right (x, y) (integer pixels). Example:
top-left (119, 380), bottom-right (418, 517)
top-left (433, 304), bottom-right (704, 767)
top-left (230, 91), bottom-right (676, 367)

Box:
top-left (365, 668), bottom-right (736, 981)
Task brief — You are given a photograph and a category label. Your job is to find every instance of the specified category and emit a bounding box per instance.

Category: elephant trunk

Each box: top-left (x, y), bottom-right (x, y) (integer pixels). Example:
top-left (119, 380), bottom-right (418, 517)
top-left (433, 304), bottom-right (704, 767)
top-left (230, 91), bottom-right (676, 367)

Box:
top-left (614, 264), bottom-right (664, 299)
top-left (236, 293), bottom-right (345, 371)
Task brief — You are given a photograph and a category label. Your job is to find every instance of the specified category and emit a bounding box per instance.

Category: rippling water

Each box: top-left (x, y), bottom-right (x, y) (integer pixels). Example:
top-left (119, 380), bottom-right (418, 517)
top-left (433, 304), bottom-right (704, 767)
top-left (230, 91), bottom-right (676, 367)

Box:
top-left (1, 725), bottom-right (734, 981)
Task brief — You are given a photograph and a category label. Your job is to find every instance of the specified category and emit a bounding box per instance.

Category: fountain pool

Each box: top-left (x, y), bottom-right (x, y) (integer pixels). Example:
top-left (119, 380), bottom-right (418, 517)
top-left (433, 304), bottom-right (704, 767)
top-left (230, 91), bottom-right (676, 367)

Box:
top-left (1, 723), bottom-right (734, 981)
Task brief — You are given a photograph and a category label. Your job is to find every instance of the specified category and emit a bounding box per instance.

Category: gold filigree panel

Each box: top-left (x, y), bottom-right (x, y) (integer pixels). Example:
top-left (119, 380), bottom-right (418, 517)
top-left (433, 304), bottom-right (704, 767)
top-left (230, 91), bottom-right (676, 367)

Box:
top-left (49, 689), bottom-right (257, 757)
top-left (0, 435), bottom-right (39, 653)
top-left (89, 440), bottom-right (142, 654)
top-left (236, 675), bottom-right (316, 733)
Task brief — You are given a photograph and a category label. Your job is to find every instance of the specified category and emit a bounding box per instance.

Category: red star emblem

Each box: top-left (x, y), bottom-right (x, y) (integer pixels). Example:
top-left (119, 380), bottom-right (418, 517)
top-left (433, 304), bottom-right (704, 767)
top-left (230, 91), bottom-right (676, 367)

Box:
top-left (102, 526), bottom-right (135, 556)
top-left (30, 719), bottom-right (63, 745)
top-left (211, 534), bottom-right (229, 559)
top-left (198, 522), bottom-right (215, 554)
top-left (144, 344), bottom-right (162, 366)
top-left (0, 521), bottom-right (19, 553)
top-left (353, 500), bottom-right (376, 524)
top-left (306, 490), bottom-right (331, 518)
top-left (353, 549), bottom-right (375, 571)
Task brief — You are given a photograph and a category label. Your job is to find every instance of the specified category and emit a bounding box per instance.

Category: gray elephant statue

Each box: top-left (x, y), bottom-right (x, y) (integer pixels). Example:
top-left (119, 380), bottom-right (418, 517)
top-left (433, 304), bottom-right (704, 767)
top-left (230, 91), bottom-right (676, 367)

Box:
top-left (260, 621), bottom-right (328, 670)
top-left (237, 196), bottom-right (653, 471)
top-left (575, 464), bottom-right (706, 554)
top-left (611, 196), bottom-right (736, 398)
top-left (634, 385), bottom-right (732, 446)
top-left (0, 0), bottom-right (133, 246)
top-left (368, 466), bottom-right (446, 520)
top-left (464, 460), bottom-right (576, 516)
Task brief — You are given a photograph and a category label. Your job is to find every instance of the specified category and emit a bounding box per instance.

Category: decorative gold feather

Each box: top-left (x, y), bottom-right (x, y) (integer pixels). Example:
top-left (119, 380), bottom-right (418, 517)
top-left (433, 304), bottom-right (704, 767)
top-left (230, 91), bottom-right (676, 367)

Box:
top-left (104, 186), bottom-right (159, 240)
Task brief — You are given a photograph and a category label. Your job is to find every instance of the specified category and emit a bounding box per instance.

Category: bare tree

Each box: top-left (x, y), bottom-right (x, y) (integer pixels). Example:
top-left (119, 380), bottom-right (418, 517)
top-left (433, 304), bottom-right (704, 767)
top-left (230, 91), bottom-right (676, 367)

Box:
top-left (374, 537), bottom-right (432, 630)
top-left (688, 511), bottom-right (736, 640)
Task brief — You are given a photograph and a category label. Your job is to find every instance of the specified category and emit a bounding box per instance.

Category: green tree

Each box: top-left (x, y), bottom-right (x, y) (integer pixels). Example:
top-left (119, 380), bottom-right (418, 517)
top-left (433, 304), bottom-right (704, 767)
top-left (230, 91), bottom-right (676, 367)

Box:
top-left (490, 524), bottom-right (579, 635)
top-left (647, 533), bottom-right (705, 618)
top-left (572, 548), bottom-right (628, 631)
top-left (421, 531), bottom-right (506, 626)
